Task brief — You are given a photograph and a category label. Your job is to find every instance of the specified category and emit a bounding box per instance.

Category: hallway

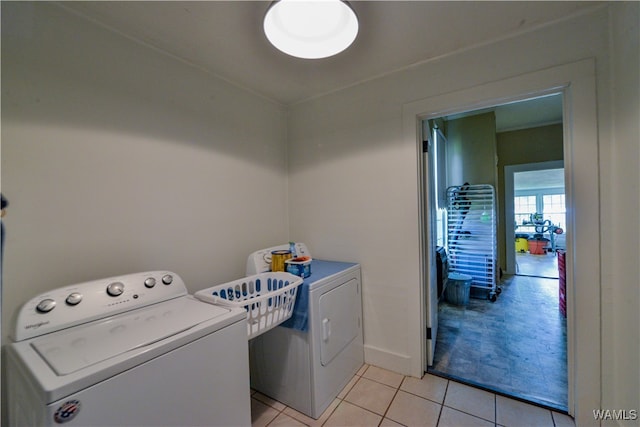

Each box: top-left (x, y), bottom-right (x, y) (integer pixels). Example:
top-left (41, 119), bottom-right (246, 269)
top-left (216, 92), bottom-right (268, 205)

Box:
top-left (429, 273), bottom-right (567, 411)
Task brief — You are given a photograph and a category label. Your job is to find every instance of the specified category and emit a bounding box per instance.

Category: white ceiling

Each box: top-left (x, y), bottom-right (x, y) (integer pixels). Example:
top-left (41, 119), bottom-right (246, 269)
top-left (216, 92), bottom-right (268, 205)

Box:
top-left (58, 1), bottom-right (600, 107)
top-left (494, 95), bottom-right (563, 132)
top-left (515, 168), bottom-right (565, 191)
top-left (443, 93), bottom-right (564, 132)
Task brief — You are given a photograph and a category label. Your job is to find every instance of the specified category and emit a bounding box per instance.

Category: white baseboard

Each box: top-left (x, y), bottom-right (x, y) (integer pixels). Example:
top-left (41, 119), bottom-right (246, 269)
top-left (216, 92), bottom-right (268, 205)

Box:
top-left (364, 344), bottom-right (415, 377)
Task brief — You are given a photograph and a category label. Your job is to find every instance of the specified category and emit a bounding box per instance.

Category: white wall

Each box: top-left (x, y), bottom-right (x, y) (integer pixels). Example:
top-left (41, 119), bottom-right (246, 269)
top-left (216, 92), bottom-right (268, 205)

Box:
top-left (605, 1), bottom-right (640, 421)
top-left (288, 3), bottom-right (638, 424)
top-left (1, 2), bottom-right (289, 344)
top-left (2, 1), bottom-right (637, 425)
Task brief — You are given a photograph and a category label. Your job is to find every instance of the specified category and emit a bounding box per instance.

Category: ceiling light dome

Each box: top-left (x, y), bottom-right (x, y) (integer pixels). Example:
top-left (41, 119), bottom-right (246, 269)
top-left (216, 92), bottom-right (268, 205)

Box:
top-left (264, 0), bottom-right (359, 59)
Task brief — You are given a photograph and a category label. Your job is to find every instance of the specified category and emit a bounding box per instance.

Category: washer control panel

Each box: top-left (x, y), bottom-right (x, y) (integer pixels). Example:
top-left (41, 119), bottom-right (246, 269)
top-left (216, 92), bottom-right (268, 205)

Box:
top-left (12, 271), bottom-right (187, 341)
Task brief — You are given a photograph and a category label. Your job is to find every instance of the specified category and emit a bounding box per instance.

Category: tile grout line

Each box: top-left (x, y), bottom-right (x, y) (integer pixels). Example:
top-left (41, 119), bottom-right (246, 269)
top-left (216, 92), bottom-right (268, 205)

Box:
top-left (331, 369), bottom-right (403, 425)
top-left (435, 378), bottom-right (451, 427)
top-left (442, 379), bottom-right (500, 425)
top-left (256, 365), bottom-right (571, 427)
top-left (261, 395), bottom-right (285, 427)
top-left (376, 375), bottom-right (404, 426)
top-left (494, 388), bottom-right (498, 427)
top-left (321, 368), bottom-right (369, 426)
top-left (404, 374), bottom-right (497, 424)
top-left (263, 366), bottom-right (367, 427)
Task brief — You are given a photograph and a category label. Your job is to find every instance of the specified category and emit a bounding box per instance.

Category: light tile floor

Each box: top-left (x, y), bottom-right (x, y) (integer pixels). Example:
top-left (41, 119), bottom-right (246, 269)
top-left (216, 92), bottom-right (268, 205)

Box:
top-left (250, 364), bottom-right (575, 427)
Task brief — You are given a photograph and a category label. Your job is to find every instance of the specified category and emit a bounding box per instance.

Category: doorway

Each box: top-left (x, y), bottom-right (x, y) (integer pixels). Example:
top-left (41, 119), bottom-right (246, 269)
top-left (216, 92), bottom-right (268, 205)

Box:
top-left (422, 94), bottom-right (569, 411)
top-left (406, 59), bottom-right (600, 425)
top-left (506, 161), bottom-right (566, 278)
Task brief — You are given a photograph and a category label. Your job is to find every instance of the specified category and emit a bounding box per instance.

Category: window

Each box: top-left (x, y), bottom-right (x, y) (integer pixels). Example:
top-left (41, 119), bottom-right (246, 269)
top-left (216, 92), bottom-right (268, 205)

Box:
top-left (543, 194), bottom-right (566, 229)
top-left (514, 192), bottom-right (566, 230)
top-left (432, 126), bottom-right (448, 246)
top-left (515, 195), bottom-right (536, 226)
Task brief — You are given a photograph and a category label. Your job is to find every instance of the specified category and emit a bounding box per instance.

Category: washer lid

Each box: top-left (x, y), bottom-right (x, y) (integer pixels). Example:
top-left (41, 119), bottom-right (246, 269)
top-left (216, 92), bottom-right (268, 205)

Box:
top-left (30, 297), bottom-right (231, 376)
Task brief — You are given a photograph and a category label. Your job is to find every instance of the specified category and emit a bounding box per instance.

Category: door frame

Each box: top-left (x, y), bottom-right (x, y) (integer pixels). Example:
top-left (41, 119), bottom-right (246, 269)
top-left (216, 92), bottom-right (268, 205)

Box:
top-left (505, 160), bottom-right (565, 275)
top-left (420, 120), bottom-right (439, 366)
top-left (403, 59), bottom-right (600, 424)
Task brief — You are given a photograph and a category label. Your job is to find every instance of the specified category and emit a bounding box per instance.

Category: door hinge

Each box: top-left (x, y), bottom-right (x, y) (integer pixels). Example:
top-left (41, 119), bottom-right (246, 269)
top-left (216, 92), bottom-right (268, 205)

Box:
top-left (426, 327), bottom-right (432, 340)
top-left (423, 140), bottom-right (429, 153)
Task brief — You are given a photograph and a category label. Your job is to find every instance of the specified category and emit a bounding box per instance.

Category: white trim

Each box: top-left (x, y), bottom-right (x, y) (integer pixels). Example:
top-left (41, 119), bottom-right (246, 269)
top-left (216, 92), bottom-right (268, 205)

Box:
top-left (364, 344), bottom-right (413, 376)
top-left (403, 58), bottom-right (600, 425)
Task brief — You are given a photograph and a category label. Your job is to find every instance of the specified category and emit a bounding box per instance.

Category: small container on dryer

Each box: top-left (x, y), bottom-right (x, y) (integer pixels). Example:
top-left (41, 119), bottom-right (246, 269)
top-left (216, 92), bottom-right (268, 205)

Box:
top-left (286, 256), bottom-right (312, 278)
top-left (270, 250), bottom-right (292, 272)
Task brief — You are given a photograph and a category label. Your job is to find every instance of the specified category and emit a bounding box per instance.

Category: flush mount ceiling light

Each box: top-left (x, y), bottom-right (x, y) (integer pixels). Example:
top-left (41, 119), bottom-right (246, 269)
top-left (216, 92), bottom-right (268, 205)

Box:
top-left (263, 0), bottom-right (359, 59)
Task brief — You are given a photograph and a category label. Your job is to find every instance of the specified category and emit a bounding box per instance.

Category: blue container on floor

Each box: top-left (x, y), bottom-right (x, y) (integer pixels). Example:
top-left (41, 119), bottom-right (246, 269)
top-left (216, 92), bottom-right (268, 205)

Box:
top-left (446, 273), bottom-right (473, 306)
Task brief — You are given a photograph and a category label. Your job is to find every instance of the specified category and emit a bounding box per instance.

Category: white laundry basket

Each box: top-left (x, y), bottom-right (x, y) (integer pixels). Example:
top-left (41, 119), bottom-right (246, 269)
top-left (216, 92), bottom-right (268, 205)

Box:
top-left (195, 272), bottom-right (303, 339)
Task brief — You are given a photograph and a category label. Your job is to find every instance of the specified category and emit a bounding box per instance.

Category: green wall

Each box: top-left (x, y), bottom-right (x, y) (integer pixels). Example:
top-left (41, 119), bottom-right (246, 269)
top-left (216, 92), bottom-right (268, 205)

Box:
top-left (446, 112), bottom-right (498, 189)
top-left (442, 119), bottom-right (563, 274)
top-left (497, 124), bottom-right (564, 166)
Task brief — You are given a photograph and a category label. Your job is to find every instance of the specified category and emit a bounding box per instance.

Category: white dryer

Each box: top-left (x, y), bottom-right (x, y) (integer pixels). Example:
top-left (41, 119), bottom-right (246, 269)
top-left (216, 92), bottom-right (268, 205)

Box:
top-left (246, 244), bottom-right (364, 419)
top-left (7, 271), bottom-right (251, 427)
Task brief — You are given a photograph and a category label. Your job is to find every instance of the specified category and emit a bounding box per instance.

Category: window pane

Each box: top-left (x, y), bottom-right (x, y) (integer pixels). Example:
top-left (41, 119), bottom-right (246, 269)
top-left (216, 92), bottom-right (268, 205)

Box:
top-left (514, 195), bottom-right (536, 225)
top-left (543, 194), bottom-right (566, 229)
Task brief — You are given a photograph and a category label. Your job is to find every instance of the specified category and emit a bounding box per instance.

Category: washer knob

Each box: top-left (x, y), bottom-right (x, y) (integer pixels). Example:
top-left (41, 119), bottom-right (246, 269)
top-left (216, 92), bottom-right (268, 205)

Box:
top-left (65, 292), bottom-right (83, 306)
top-left (36, 298), bottom-right (56, 313)
top-left (106, 282), bottom-right (125, 297)
top-left (144, 277), bottom-right (156, 288)
top-left (162, 274), bottom-right (173, 285)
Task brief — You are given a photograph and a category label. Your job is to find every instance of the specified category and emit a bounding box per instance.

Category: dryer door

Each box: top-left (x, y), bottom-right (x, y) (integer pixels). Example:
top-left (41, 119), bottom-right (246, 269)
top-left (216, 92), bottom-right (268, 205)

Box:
top-left (319, 278), bottom-right (360, 366)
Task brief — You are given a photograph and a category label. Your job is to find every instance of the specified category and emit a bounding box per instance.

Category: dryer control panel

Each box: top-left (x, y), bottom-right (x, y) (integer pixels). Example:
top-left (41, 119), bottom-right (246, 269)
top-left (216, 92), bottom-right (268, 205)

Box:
top-left (246, 243), bottom-right (310, 275)
top-left (12, 271), bottom-right (187, 341)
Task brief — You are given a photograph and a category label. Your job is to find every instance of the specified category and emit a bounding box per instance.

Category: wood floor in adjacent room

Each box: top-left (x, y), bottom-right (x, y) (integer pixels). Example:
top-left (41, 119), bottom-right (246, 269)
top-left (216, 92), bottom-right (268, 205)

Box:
top-left (430, 251), bottom-right (567, 412)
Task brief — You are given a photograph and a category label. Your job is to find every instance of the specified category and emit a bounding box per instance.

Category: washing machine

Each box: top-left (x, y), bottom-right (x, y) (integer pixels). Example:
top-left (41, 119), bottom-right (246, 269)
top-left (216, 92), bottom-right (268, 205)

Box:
top-left (6, 271), bottom-right (251, 427)
top-left (246, 244), bottom-right (364, 419)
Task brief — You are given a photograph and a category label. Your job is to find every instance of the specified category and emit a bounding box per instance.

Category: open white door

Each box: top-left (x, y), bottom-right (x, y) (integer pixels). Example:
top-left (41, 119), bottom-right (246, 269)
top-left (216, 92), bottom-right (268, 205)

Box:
top-left (422, 120), bottom-right (439, 367)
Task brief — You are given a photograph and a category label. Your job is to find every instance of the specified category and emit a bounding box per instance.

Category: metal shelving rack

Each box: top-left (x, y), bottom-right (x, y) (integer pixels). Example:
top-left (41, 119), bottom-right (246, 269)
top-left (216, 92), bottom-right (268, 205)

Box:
top-left (446, 184), bottom-right (500, 301)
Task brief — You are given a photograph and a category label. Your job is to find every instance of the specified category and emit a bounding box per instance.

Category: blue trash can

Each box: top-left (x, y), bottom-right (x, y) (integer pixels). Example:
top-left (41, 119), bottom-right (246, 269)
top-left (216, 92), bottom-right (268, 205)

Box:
top-left (446, 273), bottom-right (473, 306)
